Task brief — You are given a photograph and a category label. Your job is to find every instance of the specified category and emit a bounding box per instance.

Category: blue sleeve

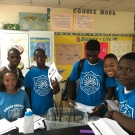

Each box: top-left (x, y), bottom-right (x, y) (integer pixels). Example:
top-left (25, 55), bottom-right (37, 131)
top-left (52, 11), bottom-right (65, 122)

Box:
top-left (69, 61), bottom-right (80, 81)
top-left (24, 71), bottom-right (31, 88)
top-left (105, 77), bottom-right (116, 88)
top-left (24, 91), bottom-right (30, 110)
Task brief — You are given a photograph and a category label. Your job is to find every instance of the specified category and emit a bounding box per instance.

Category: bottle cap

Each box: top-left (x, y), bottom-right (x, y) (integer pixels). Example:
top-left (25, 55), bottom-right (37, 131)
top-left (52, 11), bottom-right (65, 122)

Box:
top-left (25, 108), bottom-right (33, 116)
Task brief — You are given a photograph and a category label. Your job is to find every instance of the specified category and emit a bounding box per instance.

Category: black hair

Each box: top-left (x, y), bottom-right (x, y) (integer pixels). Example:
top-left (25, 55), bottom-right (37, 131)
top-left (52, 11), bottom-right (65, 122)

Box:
top-left (85, 40), bottom-right (100, 51)
top-left (33, 48), bottom-right (45, 56)
top-left (8, 48), bottom-right (20, 56)
top-left (0, 70), bottom-right (22, 92)
top-left (104, 53), bottom-right (118, 62)
top-left (119, 52), bottom-right (135, 62)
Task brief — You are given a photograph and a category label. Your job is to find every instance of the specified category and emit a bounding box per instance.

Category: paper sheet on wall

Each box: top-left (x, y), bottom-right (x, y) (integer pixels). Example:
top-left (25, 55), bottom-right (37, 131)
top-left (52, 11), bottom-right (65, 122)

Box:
top-left (48, 62), bottom-right (62, 89)
top-left (74, 14), bottom-right (93, 31)
top-left (51, 13), bottom-right (73, 30)
top-left (56, 44), bottom-right (82, 65)
top-left (110, 41), bottom-right (132, 60)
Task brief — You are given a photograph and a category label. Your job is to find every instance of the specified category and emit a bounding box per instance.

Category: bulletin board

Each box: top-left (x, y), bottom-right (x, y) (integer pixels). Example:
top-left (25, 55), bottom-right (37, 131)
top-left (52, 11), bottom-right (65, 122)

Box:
top-left (54, 33), bottom-right (133, 80)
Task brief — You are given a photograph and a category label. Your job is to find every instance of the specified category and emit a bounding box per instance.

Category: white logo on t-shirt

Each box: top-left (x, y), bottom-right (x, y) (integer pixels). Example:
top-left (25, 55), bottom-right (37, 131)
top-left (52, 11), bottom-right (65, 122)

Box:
top-left (33, 75), bottom-right (51, 96)
top-left (8, 108), bottom-right (23, 119)
top-left (80, 71), bottom-right (101, 95)
top-left (120, 100), bottom-right (134, 118)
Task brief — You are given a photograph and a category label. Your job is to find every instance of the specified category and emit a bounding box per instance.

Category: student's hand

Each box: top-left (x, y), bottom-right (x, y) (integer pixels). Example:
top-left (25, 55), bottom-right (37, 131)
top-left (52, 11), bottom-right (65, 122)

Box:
top-left (90, 104), bottom-right (105, 116)
top-left (51, 78), bottom-right (60, 94)
top-left (68, 98), bottom-right (76, 108)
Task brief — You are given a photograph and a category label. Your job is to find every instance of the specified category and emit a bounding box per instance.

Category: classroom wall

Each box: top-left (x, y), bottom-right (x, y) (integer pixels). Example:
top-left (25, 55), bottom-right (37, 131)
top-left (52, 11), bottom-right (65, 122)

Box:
top-left (0, 4), bottom-right (134, 105)
top-left (0, 4), bottom-right (134, 34)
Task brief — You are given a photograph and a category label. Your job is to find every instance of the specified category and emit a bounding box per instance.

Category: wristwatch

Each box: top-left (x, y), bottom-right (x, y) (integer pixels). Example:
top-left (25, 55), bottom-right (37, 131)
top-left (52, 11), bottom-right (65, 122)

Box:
top-left (108, 110), bottom-right (116, 119)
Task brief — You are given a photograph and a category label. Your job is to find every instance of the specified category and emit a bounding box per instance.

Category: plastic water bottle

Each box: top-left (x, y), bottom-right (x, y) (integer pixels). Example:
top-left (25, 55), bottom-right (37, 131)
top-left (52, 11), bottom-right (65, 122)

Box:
top-left (23, 108), bottom-right (34, 134)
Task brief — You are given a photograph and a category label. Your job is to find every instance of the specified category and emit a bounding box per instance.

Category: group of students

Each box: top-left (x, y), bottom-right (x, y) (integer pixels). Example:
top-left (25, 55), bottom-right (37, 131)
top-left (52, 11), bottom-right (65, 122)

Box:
top-left (0, 39), bottom-right (135, 134)
top-left (0, 48), bottom-right (60, 122)
top-left (67, 40), bottom-right (135, 134)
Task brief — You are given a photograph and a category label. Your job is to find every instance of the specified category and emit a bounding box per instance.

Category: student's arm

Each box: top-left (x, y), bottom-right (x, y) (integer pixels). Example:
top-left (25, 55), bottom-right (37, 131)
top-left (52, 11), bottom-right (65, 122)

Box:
top-left (104, 111), bottom-right (135, 134)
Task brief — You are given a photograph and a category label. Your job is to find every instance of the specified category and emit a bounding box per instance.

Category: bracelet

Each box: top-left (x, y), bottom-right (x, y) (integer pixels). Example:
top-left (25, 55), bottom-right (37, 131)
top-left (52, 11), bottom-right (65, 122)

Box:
top-left (101, 102), bottom-right (106, 108)
top-left (108, 110), bottom-right (116, 119)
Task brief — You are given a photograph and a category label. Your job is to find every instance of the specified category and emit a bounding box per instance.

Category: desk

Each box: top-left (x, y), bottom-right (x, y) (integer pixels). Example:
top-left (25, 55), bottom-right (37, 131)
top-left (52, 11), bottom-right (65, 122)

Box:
top-left (3, 125), bottom-right (94, 135)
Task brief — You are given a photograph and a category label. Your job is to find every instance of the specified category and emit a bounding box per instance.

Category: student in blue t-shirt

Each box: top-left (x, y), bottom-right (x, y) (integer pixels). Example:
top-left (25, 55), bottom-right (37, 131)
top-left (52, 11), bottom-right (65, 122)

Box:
top-left (24, 49), bottom-right (60, 115)
top-left (104, 52), bottom-right (135, 134)
top-left (104, 53), bottom-right (124, 100)
top-left (0, 70), bottom-right (30, 122)
top-left (67, 40), bottom-right (115, 116)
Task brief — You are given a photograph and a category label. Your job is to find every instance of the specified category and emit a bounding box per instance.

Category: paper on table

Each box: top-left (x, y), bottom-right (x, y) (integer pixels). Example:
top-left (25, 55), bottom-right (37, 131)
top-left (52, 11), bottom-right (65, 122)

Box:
top-left (48, 62), bottom-right (63, 89)
top-left (76, 102), bottom-right (95, 113)
top-left (0, 118), bottom-right (16, 134)
top-left (106, 100), bottom-right (119, 112)
top-left (88, 118), bottom-right (129, 135)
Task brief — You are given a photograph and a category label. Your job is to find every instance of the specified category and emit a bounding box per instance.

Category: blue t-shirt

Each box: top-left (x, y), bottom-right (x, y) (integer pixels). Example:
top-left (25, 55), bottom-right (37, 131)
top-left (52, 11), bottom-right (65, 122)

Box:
top-left (118, 86), bottom-right (135, 119)
top-left (0, 90), bottom-right (30, 121)
top-left (69, 59), bottom-right (115, 107)
top-left (24, 67), bottom-right (54, 115)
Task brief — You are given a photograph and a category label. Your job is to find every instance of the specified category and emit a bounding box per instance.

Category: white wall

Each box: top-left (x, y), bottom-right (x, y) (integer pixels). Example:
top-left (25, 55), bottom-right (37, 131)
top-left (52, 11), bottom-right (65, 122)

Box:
top-left (0, 4), bottom-right (134, 34)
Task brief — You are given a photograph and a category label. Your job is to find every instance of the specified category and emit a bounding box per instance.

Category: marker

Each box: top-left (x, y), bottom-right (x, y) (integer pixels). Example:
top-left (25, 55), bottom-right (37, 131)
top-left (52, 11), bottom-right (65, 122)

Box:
top-left (80, 129), bottom-right (94, 134)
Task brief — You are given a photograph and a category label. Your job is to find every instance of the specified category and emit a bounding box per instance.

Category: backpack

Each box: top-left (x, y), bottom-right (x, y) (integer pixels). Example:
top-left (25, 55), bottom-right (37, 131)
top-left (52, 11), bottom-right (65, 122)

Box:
top-left (61, 58), bottom-right (85, 101)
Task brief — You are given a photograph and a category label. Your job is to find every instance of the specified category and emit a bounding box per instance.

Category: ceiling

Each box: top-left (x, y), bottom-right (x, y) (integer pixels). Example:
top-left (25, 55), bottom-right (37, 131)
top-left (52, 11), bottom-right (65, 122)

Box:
top-left (0, 0), bottom-right (135, 12)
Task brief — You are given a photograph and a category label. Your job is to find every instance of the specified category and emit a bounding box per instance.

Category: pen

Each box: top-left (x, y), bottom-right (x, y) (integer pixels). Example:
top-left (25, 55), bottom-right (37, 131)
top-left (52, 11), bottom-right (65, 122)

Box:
top-left (92, 123), bottom-right (103, 135)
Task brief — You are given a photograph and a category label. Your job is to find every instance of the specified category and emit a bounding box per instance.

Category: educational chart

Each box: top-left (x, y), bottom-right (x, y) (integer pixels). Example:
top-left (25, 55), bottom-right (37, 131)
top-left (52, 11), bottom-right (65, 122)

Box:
top-left (29, 37), bottom-right (51, 66)
top-left (19, 12), bottom-right (46, 31)
top-left (56, 44), bottom-right (82, 65)
top-left (54, 34), bottom-right (133, 80)
top-left (1, 33), bottom-right (29, 73)
top-left (110, 41), bottom-right (132, 60)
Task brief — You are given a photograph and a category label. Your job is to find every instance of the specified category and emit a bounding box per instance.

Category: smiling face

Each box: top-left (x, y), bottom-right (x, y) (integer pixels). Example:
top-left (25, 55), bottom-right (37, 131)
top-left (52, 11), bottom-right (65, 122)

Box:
top-left (104, 58), bottom-right (118, 77)
top-left (117, 58), bottom-right (135, 90)
top-left (2, 73), bottom-right (17, 91)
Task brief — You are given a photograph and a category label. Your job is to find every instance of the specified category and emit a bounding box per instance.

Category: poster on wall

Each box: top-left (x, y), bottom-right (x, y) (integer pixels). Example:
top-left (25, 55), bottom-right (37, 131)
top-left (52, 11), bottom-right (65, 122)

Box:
top-left (84, 42), bottom-right (108, 59)
top-left (19, 12), bottom-right (46, 31)
top-left (29, 34), bottom-right (53, 67)
top-left (56, 44), bottom-right (82, 65)
top-left (110, 41), bottom-right (132, 60)
top-left (74, 14), bottom-right (93, 31)
top-left (51, 13), bottom-right (73, 30)
top-left (1, 33), bottom-right (29, 74)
